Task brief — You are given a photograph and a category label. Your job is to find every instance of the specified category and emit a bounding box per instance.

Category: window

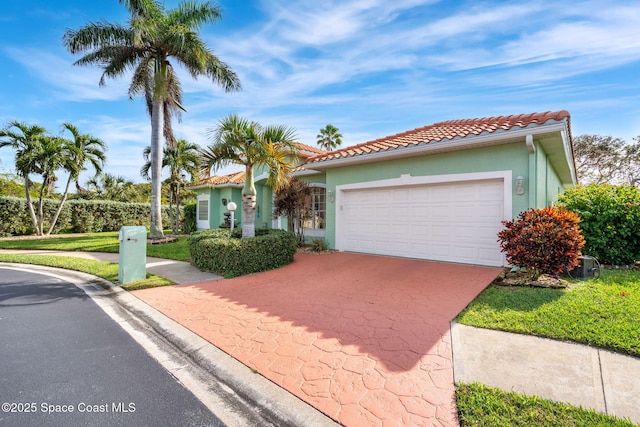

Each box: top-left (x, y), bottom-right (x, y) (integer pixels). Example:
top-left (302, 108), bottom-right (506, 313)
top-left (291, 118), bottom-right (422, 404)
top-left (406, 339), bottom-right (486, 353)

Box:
top-left (198, 200), bottom-right (208, 221)
top-left (302, 186), bottom-right (325, 230)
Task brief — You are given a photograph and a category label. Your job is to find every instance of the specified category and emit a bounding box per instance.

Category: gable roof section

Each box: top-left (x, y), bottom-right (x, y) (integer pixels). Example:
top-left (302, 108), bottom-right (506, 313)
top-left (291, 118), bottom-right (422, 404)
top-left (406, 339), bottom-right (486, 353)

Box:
top-left (307, 110), bottom-right (572, 165)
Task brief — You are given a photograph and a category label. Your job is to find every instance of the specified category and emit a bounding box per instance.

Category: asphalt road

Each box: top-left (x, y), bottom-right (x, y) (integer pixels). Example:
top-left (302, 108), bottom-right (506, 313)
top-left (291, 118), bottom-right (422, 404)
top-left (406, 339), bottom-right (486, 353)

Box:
top-left (0, 267), bottom-right (224, 427)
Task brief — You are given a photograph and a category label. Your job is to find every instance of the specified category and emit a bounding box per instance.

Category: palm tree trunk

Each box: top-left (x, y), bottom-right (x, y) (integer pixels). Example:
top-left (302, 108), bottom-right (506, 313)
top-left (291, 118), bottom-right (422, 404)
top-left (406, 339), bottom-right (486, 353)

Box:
top-left (23, 178), bottom-right (39, 236)
top-left (36, 177), bottom-right (47, 236)
top-left (149, 99), bottom-right (164, 239)
top-left (242, 165), bottom-right (256, 238)
top-left (175, 183), bottom-right (181, 234)
top-left (46, 176), bottom-right (72, 235)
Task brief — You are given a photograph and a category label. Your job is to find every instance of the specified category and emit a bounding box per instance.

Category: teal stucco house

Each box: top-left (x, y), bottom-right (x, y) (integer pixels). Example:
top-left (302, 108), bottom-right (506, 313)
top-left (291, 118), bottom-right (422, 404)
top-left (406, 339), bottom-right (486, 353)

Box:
top-left (189, 110), bottom-right (576, 267)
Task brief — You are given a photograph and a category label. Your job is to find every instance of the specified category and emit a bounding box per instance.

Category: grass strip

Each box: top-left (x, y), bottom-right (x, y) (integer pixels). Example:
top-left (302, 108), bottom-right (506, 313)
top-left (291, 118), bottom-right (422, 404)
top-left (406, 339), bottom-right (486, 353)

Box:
top-left (0, 253), bottom-right (173, 291)
top-left (456, 382), bottom-right (636, 426)
top-left (0, 232), bottom-right (191, 262)
top-left (456, 269), bottom-right (640, 357)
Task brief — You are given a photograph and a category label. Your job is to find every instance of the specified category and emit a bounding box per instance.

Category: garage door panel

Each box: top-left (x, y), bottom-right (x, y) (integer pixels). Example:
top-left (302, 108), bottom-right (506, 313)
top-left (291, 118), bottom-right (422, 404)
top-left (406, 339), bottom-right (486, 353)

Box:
top-left (341, 179), bottom-right (505, 266)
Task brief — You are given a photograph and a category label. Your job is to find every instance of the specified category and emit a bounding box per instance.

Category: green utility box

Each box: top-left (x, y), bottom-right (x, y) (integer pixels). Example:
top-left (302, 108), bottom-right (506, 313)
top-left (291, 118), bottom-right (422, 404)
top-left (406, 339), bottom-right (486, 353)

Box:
top-left (118, 226), bottom-right (147, 284)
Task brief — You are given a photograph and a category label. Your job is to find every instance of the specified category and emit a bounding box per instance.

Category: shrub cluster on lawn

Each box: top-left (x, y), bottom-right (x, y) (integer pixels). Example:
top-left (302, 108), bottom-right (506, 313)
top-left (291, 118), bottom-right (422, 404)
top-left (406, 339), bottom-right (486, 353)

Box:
top-left (498, 206), bottom-right (585, 278)
top-left (0, 197), bottom-right (172, 236)
top-left (559, 184), bottom-right (640, 265)
top-left (188, 228), bottom-right (297, 278)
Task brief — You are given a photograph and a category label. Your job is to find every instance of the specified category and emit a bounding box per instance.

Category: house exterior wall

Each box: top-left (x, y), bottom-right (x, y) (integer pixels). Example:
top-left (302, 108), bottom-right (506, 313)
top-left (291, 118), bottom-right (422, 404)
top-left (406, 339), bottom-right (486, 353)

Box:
top-left (321, 141), bottom-right (546, 249)
top-left (195, 186), bottom-right (242, 230)
top-left (528, 140), bottom-right (566, 210)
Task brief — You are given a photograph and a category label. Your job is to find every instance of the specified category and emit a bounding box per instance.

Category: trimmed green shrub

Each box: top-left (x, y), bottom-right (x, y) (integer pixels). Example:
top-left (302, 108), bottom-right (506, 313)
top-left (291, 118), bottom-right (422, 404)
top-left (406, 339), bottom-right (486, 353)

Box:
top-left (188, 228), bottom-right (297, 277)
top-left (182, 202), bottom-right (197, 234)
top-left (0, 197), bottom-right (171, 236)
top-left (498, 206), bottom-right (585, 278)
top-left (0, 197), bottom-right (72, 236)
top-left (559, 184), bottom-right (640, 265)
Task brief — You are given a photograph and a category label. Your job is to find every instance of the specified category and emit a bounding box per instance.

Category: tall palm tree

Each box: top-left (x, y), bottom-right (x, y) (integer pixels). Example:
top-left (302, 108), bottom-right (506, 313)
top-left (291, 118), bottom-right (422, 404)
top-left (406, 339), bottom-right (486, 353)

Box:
top-left (0, 121), bottom-right (49, 234)
top-left (46, 123), bottom-right (107, 235)
top-left (141, 138), bottom-right (200, 234)
top-left (63, 0), bottom-right (241, 239)
top-left (200, 114), bottom-right (298, 238)
top-left (317, 124), bottom-right (343, 151)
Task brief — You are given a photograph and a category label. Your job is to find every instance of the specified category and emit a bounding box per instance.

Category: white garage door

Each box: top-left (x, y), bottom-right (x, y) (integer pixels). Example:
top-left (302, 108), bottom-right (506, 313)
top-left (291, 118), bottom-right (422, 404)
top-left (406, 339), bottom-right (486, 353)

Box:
top-left (339, 179), bottom-right (505, 266)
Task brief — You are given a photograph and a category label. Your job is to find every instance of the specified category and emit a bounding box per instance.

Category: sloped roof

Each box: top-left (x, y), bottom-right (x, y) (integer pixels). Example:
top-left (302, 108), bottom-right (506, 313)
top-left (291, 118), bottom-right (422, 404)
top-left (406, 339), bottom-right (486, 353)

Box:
top-left (307, 110), bottom-right (571, 164)
top-left (295, 142), bottom-right (327, 157)
top-left (194, 170), bottom-right (246, 187)
top-left (190, 111), bottom-right (575, 187)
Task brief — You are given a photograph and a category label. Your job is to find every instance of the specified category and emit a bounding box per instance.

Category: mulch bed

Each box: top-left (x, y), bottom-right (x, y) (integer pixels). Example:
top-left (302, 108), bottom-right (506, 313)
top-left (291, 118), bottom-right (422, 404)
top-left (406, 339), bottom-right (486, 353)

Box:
top-left (493, 268), bottom-right (569, 288)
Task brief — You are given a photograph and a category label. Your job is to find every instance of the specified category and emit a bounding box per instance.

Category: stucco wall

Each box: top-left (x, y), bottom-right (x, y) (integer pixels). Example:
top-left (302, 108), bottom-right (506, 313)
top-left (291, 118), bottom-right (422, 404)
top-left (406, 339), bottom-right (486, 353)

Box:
top-left (529, 140), bottom-right (566, 209)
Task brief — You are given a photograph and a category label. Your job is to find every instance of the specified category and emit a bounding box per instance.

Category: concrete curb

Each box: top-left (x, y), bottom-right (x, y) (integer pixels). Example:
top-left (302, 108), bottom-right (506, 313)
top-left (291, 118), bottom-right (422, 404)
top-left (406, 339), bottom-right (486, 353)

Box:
top-left (1, 263), bottom-right (338, 427)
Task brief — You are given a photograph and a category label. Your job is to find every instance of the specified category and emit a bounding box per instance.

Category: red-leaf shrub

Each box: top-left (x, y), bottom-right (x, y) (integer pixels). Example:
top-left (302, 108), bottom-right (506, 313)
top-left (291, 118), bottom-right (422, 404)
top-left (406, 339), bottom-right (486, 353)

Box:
top-left (498, 206), bottom-right (586, 278)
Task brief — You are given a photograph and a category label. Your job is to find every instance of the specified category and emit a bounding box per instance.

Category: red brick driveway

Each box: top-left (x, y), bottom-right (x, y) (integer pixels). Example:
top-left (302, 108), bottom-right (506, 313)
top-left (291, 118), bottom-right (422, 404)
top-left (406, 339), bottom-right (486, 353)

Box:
top-left (133, 252), bottom-right (501, 426)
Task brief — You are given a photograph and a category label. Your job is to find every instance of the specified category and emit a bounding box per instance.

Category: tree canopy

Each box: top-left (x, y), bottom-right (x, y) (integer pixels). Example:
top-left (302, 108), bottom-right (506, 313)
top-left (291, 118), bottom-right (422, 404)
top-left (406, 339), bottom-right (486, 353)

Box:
top-left (317, 124), bottom-right (343, 151)
top-left (63, 0), bottom-right (241, 238)
top-left (573, 134), bottom-right (640, 185)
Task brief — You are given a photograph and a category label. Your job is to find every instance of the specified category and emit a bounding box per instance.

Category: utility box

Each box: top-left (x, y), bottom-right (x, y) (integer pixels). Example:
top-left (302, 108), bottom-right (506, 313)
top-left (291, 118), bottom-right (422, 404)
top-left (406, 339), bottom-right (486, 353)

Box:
top-left (118, 226), bottom-right (147, 284)
top-left (569, 255), bottom-right (597, 279)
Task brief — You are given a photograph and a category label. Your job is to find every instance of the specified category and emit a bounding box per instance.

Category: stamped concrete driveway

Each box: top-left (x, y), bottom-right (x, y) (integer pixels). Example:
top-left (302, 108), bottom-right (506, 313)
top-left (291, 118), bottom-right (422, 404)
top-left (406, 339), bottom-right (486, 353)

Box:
top-left (133, 252), bottom-right (501, 426)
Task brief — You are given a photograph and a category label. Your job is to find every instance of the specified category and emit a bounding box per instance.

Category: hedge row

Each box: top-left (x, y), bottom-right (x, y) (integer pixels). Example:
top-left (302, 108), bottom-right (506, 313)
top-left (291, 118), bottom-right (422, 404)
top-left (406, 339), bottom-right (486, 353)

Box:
top-left (0, 197), bottom-right (172, 236)
top-left (188, 228), bottom-right (297, 277)
top-left (559, 184), bottom-right (640, 265)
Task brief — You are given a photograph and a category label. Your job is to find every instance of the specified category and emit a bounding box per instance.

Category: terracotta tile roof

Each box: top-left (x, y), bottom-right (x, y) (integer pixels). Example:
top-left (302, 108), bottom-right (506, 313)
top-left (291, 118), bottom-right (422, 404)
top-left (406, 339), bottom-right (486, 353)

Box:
top-left (192, 170), bottom-right (246, 186)
top-left (307, 110), bottom-right (570, 164)
top-left (294, 142), bottom-right (327, 156)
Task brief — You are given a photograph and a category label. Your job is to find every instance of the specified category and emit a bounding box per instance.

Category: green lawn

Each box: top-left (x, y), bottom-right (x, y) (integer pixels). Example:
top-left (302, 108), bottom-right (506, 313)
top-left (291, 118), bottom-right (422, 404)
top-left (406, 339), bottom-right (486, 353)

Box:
top-left (456, 269), bottom-right (640, 357)
top-left (0, 232), bottom-right (191, 261)
top-left (0, 252), bottom-right (173, 291)
top-left (456, 382), bottom-right (635, 426)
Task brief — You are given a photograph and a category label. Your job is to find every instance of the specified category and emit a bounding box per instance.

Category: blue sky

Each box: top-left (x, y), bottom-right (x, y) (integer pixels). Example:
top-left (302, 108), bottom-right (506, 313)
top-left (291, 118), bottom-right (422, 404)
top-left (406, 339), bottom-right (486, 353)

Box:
top-left (1, 0), bottom-right (640, 187)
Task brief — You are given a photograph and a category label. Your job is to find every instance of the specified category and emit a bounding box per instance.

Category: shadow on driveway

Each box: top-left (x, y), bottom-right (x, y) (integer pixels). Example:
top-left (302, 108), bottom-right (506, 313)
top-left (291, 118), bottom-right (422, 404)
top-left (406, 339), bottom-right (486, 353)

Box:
top-left (134, 252), bottom-right (501, 426)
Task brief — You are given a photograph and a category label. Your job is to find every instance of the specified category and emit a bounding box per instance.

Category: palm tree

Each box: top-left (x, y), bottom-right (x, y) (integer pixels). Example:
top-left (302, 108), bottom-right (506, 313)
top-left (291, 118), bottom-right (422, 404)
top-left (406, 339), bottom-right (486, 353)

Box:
top-left (46, 124), bottom-right (107, 235)
top-left (0, 121), bottom-right (50, 235)
top-left (141, 138), bottom-right (200, 234)
top-left (86, 173), bottom-right (138, 203)
top-left (200, 114), bottom-right (298, 238)
top-left (317, 124), bottom-right (343, 151)
top-left (61, 123), bottom-right (107, 194)
top-left (63, 0), bottom-right (241, 239)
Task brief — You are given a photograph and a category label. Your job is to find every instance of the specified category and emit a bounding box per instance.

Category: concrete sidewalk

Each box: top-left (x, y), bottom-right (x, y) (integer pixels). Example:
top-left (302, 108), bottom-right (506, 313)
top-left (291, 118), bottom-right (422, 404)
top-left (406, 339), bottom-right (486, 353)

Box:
top-left (0, 249), bottom-right (223, 284)
top-left (451, 322), bottom-right (640, 424)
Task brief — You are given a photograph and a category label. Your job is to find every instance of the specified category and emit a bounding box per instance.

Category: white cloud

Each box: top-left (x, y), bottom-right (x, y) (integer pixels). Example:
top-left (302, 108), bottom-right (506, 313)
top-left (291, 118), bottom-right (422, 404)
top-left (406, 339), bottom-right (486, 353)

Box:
top-left (4, 47), bottom-right (130, 102)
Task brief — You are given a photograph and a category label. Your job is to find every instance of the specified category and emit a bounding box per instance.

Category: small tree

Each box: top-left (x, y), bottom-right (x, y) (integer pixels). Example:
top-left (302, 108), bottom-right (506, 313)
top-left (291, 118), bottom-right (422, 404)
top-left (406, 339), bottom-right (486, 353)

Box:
top-left (273, 177), bottom-right (312, 244)
top-left (498, 206), bottom-right (585, 279)
top-left (200, 114), bottom-right (298, 238)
